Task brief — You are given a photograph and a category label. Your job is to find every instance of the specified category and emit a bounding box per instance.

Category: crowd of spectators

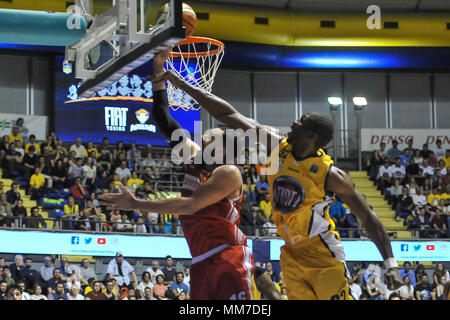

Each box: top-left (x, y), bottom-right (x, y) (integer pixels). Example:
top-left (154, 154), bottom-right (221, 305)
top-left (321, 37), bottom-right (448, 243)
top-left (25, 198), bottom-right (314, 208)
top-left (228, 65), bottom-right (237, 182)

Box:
top-left (0, 253), bottom-right (294, 301)
top-left (366, 139), bottom-right (450, 238)
top-left (0, 253), bottom-right (192, 300)
top-left (347, 261), bottom-right (450, 300)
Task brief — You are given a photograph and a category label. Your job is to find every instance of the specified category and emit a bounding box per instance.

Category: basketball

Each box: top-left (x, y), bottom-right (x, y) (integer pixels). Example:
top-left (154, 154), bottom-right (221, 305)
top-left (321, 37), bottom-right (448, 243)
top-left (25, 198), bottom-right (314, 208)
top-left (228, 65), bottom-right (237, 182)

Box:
top-left (155, 2), bottom-right (197, 38)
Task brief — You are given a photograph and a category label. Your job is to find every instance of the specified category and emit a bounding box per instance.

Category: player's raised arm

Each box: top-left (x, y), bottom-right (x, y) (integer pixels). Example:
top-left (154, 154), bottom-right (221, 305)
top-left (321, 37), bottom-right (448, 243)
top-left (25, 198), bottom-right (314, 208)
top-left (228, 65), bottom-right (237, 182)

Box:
top-left (326, 166), bottom-right (403, 290)
top-left (151, 51), bottom-right (200, 158)
top-left (99, 165), bottom-right (242, 215)
top-left (152, 70), bottom-right (281, 154)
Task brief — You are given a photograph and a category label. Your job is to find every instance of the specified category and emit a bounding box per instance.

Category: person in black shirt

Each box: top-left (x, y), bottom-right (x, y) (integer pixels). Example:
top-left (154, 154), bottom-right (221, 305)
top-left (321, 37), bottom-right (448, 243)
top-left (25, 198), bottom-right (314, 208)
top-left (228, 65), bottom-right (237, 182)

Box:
top-left (94, 170), bottom-right (110, 193)
top-left (162, 256), bottom-right (177, 286)
top-left (3, 143), bottom-right (30, 179)
top-left (51, 159), bottom-right (68, 189)
top-left (415, 274), bottom-right (436, 300)
top-left (23, 146), bottom-right (38, 171)
top-left (6, 183), bottom-right (21, 205)
top-left (19, 258), bottom-right (41, 293)
top-left (25, 206), bottom-right (47, 229)
top-left (12, 199), bottom-right (27, 228)
top-left (421, 144), bottom-right (434, 160)
top-left (395, 187), bottom-right (414, 222)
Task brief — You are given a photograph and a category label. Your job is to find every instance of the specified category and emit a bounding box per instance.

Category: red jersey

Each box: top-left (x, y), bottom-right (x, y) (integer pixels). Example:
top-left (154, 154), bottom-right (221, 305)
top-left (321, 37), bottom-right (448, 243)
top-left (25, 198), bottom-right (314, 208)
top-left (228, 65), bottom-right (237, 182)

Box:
top-left (180, 163), bottom-right (246, 260)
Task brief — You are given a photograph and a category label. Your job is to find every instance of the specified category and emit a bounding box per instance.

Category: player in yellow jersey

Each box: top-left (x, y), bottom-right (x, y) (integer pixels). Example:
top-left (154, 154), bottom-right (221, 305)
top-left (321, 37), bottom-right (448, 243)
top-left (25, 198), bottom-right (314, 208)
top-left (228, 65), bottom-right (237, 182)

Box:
top-left (155, 70), bottom-right (403, 300)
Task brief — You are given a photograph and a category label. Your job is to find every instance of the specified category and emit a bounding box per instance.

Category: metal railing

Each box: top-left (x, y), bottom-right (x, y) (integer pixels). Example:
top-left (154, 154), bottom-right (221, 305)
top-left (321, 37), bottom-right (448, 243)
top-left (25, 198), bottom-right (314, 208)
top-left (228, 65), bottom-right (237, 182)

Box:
top-left (2, 216), bottom-right (448, 240)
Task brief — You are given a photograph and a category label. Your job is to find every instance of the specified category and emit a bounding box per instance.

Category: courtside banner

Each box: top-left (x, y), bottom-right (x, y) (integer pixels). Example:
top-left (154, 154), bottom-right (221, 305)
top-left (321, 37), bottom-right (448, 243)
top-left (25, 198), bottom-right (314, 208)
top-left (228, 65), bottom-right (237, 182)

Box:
top-left (361, 128), bottom-right (449, 151)
top-left (0, 112), bottom-right (48, 140)
top-left (270, 239), bottom-right (450, 261)
top-left (0, 230), bottom-right (253, 258)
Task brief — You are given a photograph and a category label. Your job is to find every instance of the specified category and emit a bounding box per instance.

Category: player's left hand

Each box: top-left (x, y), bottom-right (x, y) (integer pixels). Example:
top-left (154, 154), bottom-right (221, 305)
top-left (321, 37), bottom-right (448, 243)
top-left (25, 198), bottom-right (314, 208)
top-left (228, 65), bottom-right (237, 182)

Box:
top-left (98, 185), bottom-right (138, 211)
top-left (384, 267), bottom-right (403, 290)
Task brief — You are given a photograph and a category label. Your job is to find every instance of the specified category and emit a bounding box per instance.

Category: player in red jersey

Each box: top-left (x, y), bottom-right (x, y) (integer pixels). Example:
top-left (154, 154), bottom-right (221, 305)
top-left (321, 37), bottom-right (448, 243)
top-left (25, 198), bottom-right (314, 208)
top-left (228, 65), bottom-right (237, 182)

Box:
top-left (99, 51), bottom-right (254, 300)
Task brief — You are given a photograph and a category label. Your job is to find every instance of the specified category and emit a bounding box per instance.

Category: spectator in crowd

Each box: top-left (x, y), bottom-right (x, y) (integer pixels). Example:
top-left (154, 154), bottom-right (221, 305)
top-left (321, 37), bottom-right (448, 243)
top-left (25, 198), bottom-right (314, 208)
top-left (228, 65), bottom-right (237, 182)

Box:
top-left (126, 141), bottom-right (141, 170)
top-left (106, 252), bottom-right (138, 289)
top-left (81, 157), bottom-right (96, 189)
top-left (398, 262), bottom-right (416, 287)
top-left (414, 264), bottom-right (426, 287)
top-left (399, 149), bottom-right (412, 167)
top-left (57, 257), bottom-right (79, 284)
top-left (51, 159), bottom-right (68, 189)
top-left (69, 138), bottom-right (86, 159)
top-left (94, 170), bottom-right (110, 193)
top-left (68, 157), bottom-right (84, 183)
top-left (62, 196), bottom-right (79, 230)
top-left (368, 149), bottom-right (382, 181)
top-left (23, 146), bottom-right (38, 174)
top-left (376, 159), bottom-right (393, 192)
top-left (161, 255), bottom-right (177, 286)
top-left (134, 215), bottom-right (147, 233)
top-left (365, 273), bottom-right (384, 300)
top-left (183, 267), bottom-right (190, 287)
top-left (30, 284), bottom-right (47, 300)
top-left (431, 139), bottom-right (446, 160)
top-left (9, 126), bottom-right (23, 145)
top-left (395, 187), bottom-right (414, 222)
top-left (29, 167), bottom-right (46, 200)
top-left (437, 160), bottom-right (447, 176)
top-left (127, 171), bottom-right (144, 192)
top-left (83, 277), bottom-right (96, 296)
top-left (388, 178), bottom-right (403, 208)
top-left (433, 263), bottom-right (449, 286)
top-left (265, 262), bottom-right (280, 284)
top-left (45, 268), bottom-right (65, 294)
top-left (153, 274), bottom-right (168, 300)
top-left (20, 257), bottom-right (40, 292)
top-left (387, 140), bottom-right (402, 160)
top-left (3, 142), bottom-right (30, 180)
top-left (0, 280), bottom-right (6, 300)
top-left (255, 174), bottom-right (270, 203)
top-left (6, 183), bottom-right (21, 205)
top-left (136, 271), bottom-right (153, 299)
top-left (169, 272), bottom-right (190, 300)
top-left (262, 215), bottom-right (277, 236)
top-left (146, 260), bottom-right (164, 285)
top-left (39, 256), bottom-right (54, 284)
top-left (47, 282), bottom-right (66, 300)
top-left (243, 176), bottom-right (257, 205)
top-left (13, 118), bottom-right (29, 143)
top-left (115, 160), bottom-right (131, 181)
top-left (431, 208), bottom-right (447, 238)
top-left (0, 193), bottom-right (12, 226)
top-left (5, 284), bottom-right (22, 300)
top-left (85, 141), bottom-right (98, 158)
top-left (0, 266), bottom-right (14, 286)
top-left (415, 274), bottom-right (436, 300)
top-left (66, 284), bottom-right (84, 300)
top-left (102, 280), bottom-right (118, 300)
top-left (398, 275), bottom-right (415, 300)
top-left (412, 187), bottom-right (427, 208)
top-left (25, 135), bottom-right (40, 155)
top-left (381, 274), bottom-right (400, 300)
top-left (79, 259), bottom-right (96, 290)
top-left (26, 206), bottom-right (47, 229)
top-left (85, 281), bottom-right (104, 300)
top-left (421, 159), bottom-right (435, 177)
top-left (70, 176), bottom-right (88, 206)
top-left (141, 286), bottom-right (154, 300)
top-left (115, 213), bottom-right (134, 232)
top-left (390, 157), bottom-right (406, 183)
top-left (16, 280), bottom-right (31, 300)
top-left (9, 254), bottom-right (25, 282)
top-left (75, 207), bottom-right (94, 231)
top-left (427, 187), bottom-right (441, 208)
top-left (259, 194), bottom-right (272, 219)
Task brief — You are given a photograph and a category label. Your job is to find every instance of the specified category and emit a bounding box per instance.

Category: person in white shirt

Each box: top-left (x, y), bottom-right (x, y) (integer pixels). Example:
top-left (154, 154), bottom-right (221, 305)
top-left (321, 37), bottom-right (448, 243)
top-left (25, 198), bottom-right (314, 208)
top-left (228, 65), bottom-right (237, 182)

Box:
top-left (437, 160), bottom-right (447, 176)
top-left (390, 157), bottom-right (406, 181)
top-left (377, 159), bottom-right (393, 190)
top-left (115, 160), bottom-right (132, 180)
top-left (82, 157), bottom-right (96, 187)
top-left (145, 260), bottom-right (164, 284)
top-left (431, 139), bottom-right (446, 160)
top-left (420, 160), bottom-right (434, 177)
top-left (183, 267), bottom-right (190, 286)
top-left (65, 285), bottom-right (84, 300)
top-left (69, 138), bottom-right (86, 159)
top-left (30, 284), bottom-right (47, 300)
top-left (398, 275), bottom-right (415, 300)
top-left (106, 252), bottom-right (138, 288)
top-left (17, 281), bottom-right (31, 300)
top-left (263, 215), bottom-right (277, 236)
top-left (134, 216), bottom-right (148, 233)
top-left (136, 271), bottom-right (154, 298)
top-left (412, 187), bottom-right (427, 207)
top-left (40, 256), bottom-right (54, 282)
top-left (411, 149), bottom-right (423, 165)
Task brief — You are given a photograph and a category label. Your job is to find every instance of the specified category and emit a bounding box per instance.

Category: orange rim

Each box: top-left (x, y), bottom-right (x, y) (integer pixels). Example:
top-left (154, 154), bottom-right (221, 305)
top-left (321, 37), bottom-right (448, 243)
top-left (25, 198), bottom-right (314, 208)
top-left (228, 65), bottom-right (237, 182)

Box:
top-left (169, 36), bottom-right (225, 58)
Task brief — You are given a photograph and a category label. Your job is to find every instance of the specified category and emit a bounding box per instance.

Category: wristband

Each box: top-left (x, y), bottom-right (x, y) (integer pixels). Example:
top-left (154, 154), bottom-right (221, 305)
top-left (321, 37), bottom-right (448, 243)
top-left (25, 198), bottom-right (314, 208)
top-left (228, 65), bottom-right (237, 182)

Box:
top-left (384, 258), bottom-right (398, 270)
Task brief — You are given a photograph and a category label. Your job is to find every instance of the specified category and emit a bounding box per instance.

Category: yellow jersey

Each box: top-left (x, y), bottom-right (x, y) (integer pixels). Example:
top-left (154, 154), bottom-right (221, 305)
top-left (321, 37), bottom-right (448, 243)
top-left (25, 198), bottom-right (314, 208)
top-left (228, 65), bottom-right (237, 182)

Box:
top-left (267, 138), bottom-right (338, 249)
top-left (30, 174), bottom-right (45, 188)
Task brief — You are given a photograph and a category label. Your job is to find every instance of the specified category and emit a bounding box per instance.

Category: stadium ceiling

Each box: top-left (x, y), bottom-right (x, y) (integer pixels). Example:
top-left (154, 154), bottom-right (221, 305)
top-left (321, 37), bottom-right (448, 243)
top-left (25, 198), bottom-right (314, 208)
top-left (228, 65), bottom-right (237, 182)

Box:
top-left (189, 0), bottom-right (450, 12)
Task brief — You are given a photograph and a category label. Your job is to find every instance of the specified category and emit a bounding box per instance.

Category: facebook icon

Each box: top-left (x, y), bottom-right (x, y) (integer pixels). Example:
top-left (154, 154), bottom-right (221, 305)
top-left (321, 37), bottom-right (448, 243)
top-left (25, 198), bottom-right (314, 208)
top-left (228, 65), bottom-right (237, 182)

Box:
top-left (71, 236), bottom-right (80, 245)
top-left (400, 244), bottom-right (409, 252)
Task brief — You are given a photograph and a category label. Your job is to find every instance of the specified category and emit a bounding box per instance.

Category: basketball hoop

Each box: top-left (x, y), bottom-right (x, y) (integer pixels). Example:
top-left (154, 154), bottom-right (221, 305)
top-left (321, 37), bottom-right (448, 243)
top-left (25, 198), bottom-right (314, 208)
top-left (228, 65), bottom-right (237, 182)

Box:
top-left (165, 36), bottom-right (225, 111)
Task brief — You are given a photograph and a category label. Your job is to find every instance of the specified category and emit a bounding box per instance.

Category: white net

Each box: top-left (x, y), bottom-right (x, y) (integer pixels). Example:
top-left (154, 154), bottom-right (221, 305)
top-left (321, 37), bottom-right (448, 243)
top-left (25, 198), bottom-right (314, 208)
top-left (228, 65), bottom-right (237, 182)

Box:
top-left (165, 37), bottom-right (225, 111)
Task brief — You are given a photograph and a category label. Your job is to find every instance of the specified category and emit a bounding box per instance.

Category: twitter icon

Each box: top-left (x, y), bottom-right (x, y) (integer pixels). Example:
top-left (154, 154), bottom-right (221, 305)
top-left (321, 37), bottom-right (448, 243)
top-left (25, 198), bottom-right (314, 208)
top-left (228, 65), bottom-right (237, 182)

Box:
top-left (414, 245), bottom-right (421, 251)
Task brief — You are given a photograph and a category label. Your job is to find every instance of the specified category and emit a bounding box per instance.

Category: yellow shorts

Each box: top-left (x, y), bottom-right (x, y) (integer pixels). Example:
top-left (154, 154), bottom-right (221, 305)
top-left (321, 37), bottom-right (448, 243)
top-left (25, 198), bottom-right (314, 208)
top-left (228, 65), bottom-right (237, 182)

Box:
top-left (280, 233), bottom-right (354, 300)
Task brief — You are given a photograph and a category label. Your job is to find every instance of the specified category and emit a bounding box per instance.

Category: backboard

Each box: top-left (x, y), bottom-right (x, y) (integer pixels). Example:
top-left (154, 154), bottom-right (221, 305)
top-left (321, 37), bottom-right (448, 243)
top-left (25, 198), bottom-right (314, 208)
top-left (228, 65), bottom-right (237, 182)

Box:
top-left (64, 0), bottom-right (185, 98)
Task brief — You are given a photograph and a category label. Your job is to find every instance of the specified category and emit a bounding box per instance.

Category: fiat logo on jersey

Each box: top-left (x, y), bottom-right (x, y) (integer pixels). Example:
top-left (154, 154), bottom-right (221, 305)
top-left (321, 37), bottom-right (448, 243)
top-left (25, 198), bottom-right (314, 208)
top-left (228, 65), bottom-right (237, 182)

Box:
top-left (273, 176), bottom-right (305, 213)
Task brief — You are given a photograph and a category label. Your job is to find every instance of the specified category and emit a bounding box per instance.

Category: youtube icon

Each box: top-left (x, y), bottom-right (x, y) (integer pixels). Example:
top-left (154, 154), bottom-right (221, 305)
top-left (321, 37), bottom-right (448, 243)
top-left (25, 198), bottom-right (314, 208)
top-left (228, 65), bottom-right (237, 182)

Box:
top-left (426, 245), bottom-right (435, 251)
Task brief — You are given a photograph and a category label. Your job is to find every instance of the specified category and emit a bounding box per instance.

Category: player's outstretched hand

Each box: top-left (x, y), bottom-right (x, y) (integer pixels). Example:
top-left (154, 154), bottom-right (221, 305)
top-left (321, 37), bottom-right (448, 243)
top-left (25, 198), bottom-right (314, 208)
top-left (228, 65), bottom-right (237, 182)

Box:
top-left (98, 185), bottom-right (138, 211)
top-left (150, 70), bottom-right (183, 88)
top-left (384, 268), bottom-right (403, 290)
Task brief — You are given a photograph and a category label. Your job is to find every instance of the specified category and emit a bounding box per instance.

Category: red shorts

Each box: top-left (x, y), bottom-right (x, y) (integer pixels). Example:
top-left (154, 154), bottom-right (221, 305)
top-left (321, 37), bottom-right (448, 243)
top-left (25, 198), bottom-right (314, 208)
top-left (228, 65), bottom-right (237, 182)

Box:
top-left (190, 245), bottom-right (254, 300)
